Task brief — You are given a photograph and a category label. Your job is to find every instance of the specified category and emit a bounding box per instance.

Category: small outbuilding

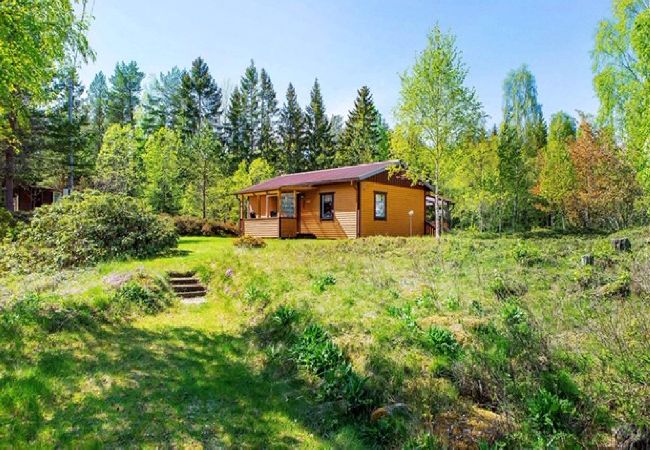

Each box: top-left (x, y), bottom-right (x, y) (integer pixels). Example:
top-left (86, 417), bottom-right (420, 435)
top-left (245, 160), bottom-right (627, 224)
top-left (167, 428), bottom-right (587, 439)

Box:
top-left (235, 160), bottom-right (452, 239)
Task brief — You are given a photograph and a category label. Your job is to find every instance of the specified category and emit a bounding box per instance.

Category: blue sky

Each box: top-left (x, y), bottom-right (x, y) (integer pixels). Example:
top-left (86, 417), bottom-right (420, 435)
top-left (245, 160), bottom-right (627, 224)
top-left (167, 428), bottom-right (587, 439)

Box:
top-left (79, 0), bottom-right (613, 128)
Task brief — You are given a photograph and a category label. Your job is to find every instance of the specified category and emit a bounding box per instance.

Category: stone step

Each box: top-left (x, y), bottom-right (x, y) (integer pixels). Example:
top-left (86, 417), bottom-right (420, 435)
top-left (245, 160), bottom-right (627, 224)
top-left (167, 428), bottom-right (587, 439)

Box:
top-left (169, 277), bottom-right (200, 285)
top-left (177, 289), bottom-right (207, 298)
top-left (172, 284), bottom-right (205, 293)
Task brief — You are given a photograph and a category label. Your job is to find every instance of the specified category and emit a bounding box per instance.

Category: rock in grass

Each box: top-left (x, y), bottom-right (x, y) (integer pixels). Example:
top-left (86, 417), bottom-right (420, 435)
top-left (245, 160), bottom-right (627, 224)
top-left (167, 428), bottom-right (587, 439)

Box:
top-left (612, 237), bottom-right (631, 252)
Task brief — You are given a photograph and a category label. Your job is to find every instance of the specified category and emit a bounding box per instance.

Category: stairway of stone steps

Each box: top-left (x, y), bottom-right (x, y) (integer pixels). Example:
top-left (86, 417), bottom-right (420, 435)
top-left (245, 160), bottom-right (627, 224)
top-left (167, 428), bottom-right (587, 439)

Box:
top-left (167, 271), bottom-right (207, 304)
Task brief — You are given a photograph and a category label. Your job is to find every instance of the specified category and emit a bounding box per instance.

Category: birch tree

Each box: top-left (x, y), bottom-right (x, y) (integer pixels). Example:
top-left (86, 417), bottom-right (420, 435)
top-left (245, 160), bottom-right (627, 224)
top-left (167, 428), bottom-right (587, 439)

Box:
top-left (392, 25), bottom-right (483, 238)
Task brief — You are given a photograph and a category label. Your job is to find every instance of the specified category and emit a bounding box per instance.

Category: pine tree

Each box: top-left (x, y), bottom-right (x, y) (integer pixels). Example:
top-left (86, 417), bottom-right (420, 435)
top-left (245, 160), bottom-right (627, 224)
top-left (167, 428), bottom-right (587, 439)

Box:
top-left (178, 57), bottom-right (223, 136)
top-left (278, 83), bottom-right (305, 173)
top-left (336, 86), bottom-right (382, 166)
top-left (259, 68), bottom-right (279, 166)
top-left (304, 78), bottom-right (334, 170)
top-left (107, 61), bottom-right (144, 125)
top-left (140, 66), bottom-right (183, 135)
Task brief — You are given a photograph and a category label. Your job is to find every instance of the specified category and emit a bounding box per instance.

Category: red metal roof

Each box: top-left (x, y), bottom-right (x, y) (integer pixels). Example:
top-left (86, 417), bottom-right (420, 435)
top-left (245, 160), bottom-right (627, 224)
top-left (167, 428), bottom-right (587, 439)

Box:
top-left (236, 160), bottom-right (402, 194)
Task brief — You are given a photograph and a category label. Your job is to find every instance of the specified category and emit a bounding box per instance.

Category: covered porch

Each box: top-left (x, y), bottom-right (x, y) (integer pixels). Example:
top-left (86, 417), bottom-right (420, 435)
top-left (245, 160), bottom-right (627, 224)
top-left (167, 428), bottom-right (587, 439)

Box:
top-left (238, 188), bottom-right (306, 238)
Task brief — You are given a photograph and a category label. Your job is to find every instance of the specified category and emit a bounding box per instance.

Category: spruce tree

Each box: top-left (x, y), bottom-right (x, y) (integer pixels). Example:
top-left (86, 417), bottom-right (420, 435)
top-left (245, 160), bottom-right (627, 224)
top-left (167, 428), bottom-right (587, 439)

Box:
top-left (278, 83), bottom-right (305, 173)
top-left (88, 71), bottom-right (109, 152)
top-left (107, 61), bottom-right (144, 125)
top-left (336, 86), bottom-right (382, 166)
top-left (239, 60), bottom-right (261, 160)
top-left (304, 78), bottom-right (334, 170)
top-left (225, 87), bottom-right (247, 172)
top-left (178, 57), bottom-right (222, 136)
top-left (259, 68), bottom-right (279, 166)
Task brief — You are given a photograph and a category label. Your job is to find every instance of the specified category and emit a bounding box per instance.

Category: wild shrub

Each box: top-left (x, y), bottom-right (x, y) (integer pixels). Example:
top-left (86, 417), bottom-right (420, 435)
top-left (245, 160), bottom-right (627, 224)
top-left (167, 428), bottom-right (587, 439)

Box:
top-left (312, 273), bottom-right (336, 293)
top-left (527, 388), bottom-right (577, 434)
top-left (488, 274), bottom-right (527, 300)
top-left (271, 304), bottom-right (299, 328)
top-left (426, 326), bottom-right (461, 359)
top-left (0, 209), bottom-right (15, 240)
top-left (172, 215), bottom-right (238, 236)
top-left (512, 241), bottom-right (544, 266)
top-left (234, 235), bottom-right (266, 248)
top-left (0, 191), bottom-right (177, 272)
top-left (115, 282), bottom-right (168, 315)
top-left (292, 324), bottom-right (348, 375)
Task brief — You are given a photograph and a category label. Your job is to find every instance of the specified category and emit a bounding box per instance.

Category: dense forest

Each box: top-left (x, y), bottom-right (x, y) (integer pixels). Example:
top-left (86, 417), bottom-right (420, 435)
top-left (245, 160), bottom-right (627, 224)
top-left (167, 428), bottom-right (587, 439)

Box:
top-left (1, 0), bottom-right (649, 232)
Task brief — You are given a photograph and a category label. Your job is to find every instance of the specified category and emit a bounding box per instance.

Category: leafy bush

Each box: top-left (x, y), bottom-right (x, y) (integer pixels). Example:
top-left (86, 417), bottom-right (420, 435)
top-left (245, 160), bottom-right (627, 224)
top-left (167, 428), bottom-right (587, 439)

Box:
top-left (426, 326), bottom-right (461, 359)
top-left (512, 241), bottom-right (544, 266)
top-left (527, 388), bottom-right (576, 434)
top-left (171, 215), bottom-right (238, 236)
top-left (272, 304), bottom-right (299, 328)
top-left (0, 191), bottom-right (177, 272)
top-left (292, 324), bottom-right (348, 376)
top-left (313, 273), bottom-right (336, 293)
top-left (0, 208), bottom-right (15, 240)
top-left (488, 274), bottom-right (527, 300)
top-left (234, 235), bottom-right (266, 248)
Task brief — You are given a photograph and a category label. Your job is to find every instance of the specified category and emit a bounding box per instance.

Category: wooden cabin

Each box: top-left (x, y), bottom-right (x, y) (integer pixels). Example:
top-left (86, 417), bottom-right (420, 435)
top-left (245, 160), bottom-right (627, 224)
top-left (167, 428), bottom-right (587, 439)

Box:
top-left (236, 160), bottom-right (453, 239)
top-left (1, 184), bottom-right (62, 212)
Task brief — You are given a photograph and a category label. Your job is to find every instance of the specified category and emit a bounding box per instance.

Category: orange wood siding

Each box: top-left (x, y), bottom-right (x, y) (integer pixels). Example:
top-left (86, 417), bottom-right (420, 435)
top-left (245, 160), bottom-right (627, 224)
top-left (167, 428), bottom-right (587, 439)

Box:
top-left (299, 183), bottom-right (358, 239)
top-left (360, 181), bottom-right (425, 237)
top-left (243, 219), bottom-right (279, 238)
top-left (279, 218), bottom-right (297, 238)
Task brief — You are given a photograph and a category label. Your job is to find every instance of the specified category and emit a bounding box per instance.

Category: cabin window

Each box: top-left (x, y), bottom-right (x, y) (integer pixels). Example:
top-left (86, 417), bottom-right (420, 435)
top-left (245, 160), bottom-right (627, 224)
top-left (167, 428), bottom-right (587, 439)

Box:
top-left (281, 193), bottom-right (295, 217)
top-left (320, 192), bottom-right (334, 220)
top-left (374, 192), bottom-right (387, 220)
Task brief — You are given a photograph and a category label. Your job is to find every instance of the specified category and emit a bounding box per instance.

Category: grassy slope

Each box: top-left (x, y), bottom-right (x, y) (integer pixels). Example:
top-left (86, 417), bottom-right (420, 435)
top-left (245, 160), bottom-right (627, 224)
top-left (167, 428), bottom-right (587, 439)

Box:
top-left (1, 232), bottom-right (649, 447)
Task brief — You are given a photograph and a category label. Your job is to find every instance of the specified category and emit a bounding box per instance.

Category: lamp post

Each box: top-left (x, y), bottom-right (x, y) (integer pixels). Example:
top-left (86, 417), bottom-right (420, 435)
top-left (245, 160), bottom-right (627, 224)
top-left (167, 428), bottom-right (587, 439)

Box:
top-left (408, 210), bottom-right (414, 236)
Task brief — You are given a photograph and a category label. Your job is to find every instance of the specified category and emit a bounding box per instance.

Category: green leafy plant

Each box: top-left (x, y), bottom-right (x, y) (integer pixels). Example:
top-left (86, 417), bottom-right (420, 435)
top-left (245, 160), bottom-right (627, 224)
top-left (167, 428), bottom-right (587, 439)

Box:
top-left (271, 305), bottom-right (298, 328)
top-left (312, 273), bottom-right (336, 293)
top-left (244, 285), bottom-right (270, 303)
top-left (527, 388), bottom-right (576, 434)
top-left (426, 326), bottom-right (461, 359)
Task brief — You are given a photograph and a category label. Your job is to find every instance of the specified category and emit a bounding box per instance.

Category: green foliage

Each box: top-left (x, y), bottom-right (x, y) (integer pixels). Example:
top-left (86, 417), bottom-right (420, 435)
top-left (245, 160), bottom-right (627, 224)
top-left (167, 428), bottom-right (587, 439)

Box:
top-left (271, 305), bottom-right (299, 328)
top-left (527, 388), bottom-right (577, 434)
top-left (488, 274), bottom-right (527, 300)
top-left (0, 209), bottom-right (15, 239)
top-left (335, 86), bottom-right (384, 166)
top-left (107, 61), bottom-right (144, 125)
top-left (392, 25), bottom-right (483, 236)
top-left (512, 240), bottom-right (544, 266)
top-left (93, 124), bottom-right (144, 195)
top-left (171, 215), bottom-right (237, 236)
top-left (143, 127), bottom-right (182, 213)
top-left (0, 191), bottom-right (177, 272)
top-left (313, 273), bottom-right (336, 293)
top-left (178, 57), bottom-right (222, 135)
top-left (426, 326), bottom-right (461, 359)
top-left (305, 79), bottom-right (335, 170)
top-left (278, 83), bottom-right (306, 173)
top-left (244, 285), bottom-right (270, 303)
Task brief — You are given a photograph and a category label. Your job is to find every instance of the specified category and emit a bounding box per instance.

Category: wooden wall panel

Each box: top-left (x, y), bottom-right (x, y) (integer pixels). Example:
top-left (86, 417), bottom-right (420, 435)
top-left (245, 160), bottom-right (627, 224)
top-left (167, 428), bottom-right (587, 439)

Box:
top-left (299, 183), bottom-right (358, 239)
top-left (360, 181), bottom-right (425, 237)
top-left (243, 219), bottom-right (279, 238)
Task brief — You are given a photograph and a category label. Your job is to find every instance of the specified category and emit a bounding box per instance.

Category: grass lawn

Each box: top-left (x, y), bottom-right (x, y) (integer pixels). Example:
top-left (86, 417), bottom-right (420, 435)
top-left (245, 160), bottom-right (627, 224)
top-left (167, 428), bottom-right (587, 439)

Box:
top-left (1, 232), bottom-right (649, 447)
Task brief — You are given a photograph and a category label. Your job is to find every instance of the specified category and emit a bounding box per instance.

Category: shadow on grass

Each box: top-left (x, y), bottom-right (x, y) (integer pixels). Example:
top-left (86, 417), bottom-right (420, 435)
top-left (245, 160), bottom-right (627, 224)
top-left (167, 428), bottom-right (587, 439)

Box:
top-left (1, 324), bottom-right (321, 448)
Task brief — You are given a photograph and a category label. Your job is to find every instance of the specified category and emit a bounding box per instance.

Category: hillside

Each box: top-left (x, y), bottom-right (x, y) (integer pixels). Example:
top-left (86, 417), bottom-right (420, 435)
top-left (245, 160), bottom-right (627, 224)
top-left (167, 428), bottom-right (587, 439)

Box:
top-left (1, 231), bottom-right (649, 448)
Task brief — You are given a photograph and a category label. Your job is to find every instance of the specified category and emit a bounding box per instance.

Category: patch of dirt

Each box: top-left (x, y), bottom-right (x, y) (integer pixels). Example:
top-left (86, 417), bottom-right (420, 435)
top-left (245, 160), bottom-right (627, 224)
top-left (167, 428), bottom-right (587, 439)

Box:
top-left (434, 404), bottom-right (510, 449)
